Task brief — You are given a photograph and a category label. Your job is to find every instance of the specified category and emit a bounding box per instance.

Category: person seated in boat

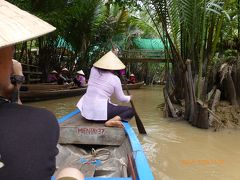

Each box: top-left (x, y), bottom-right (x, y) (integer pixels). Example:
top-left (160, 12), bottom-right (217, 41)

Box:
top-left (47, 70), bottom-right (59, 83)
top-left (10, 59), bottom-right (25, 104)
top-left (0, 2), bottom-right (59, 180)
top-left (77, 51), bottom-right (135, 128)
top-left (73, 70), bottom-right (87, 88)
top-left (128, 73), bottom-right (137, 84)
top-left (58, 68), bottom-right (72, 85)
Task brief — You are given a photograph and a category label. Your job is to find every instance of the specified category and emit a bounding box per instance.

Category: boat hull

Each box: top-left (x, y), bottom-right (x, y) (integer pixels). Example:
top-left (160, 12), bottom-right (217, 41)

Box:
top-left (54, 109), bottom-right (154, 180)
top-left (20, 81), bottom-right (143, 102)
top-left (20, 87), bottom-right (87, 102)
top-left (122, 81), bottom-right (144, 90)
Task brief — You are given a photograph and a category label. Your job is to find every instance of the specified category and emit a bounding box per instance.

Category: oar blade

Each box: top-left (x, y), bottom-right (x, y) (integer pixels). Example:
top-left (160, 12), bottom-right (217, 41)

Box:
top-left (135, 112), bottom-right (147, 134)
top-left (121, 75), bottom-right (147, 134)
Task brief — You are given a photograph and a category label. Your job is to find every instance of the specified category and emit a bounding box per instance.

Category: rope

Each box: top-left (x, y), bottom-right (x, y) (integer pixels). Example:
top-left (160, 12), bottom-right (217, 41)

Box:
top-left (90, 148), bottom-right (111, 161)
top-left (113, 157), bottom-right (127, 167)
top-left (80, 148), bottom-right (111, 165)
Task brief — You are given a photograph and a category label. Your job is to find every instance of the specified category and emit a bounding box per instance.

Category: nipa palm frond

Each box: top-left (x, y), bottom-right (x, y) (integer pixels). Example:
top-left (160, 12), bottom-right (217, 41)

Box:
top-left (168, 0), bottom-right (181, 48)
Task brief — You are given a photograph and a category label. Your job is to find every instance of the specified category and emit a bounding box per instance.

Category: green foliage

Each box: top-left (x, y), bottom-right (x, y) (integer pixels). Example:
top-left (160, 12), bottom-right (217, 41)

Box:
top-left (9, 0), bottom-right (169, 77)
top-left (142, 0), bottom-right (239, 98)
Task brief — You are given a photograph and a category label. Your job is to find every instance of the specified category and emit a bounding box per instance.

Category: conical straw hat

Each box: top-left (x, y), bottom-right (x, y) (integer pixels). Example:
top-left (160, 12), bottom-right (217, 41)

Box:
top-left (93, 51), bottom-right (125, 70)
top-left (77, 70), bottom-right (85, 75)
top-left (0, 1), bottom-right (56, 48)
top-left (56, 168), bottom-right (84, 180)
top-left (51, 70), bottom-right (58, 74)
top-left (62, 68), bottom-right (69, 72)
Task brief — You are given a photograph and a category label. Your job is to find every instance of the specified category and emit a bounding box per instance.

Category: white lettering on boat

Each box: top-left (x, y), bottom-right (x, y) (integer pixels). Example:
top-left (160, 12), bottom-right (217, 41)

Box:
top-left (77, 128), bottom-right (105, 135)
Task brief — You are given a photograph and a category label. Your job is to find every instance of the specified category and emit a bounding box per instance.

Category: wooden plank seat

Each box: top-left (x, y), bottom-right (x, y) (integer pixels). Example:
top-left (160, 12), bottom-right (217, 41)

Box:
top-left (59, 113), bottom-right (126, 146)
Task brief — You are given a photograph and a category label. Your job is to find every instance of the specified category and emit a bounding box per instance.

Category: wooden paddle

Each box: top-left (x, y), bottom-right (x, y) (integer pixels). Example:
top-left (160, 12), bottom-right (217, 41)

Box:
top-left (122, 75), bottom-right (147, 134)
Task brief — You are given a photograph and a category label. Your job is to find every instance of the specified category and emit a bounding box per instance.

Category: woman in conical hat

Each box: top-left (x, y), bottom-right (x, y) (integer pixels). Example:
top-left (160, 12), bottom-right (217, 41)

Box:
top-left (77, 51), bottom-right (135, 128)
top-left (47, 70), bottom-right (59, 83)
top-left (74, 70), bottom-right (87, 87)
top-left (0, 1), bottom-right (59, 180)
top-left (128, 73), bottom-right (136, 84)
top-left (58, 67), bottom-right (71, 85)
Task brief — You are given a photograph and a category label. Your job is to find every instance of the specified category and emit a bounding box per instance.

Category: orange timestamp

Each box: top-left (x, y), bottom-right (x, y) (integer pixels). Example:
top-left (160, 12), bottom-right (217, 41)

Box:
top-left (181, 159), bottom-right (225, 165)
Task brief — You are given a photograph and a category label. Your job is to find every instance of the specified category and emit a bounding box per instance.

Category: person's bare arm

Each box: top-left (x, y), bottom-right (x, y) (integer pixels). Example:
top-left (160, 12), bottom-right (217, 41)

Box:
top-left (12, 59), bottom-right (24, 76)
top-left (12, 59), bottom-right (24, 104)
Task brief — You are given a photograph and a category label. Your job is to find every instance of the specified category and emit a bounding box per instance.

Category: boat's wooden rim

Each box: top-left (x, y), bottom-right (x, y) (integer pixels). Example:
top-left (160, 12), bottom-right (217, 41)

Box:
top-left (53, 109), bottom-right (154, 180)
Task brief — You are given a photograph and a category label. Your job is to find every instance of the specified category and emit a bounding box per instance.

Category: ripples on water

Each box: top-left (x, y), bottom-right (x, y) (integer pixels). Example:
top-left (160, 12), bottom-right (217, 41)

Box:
top-left (26, 86), bottom-right (240, 180)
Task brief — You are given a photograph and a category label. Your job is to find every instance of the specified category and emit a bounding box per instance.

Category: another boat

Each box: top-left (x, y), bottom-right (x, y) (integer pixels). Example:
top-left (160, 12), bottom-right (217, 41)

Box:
top-left (20, 86), bottom-right (87, 102)
top-left (22, 81), bottom-right (144, 91)
top-left (21, 83), bottom-right (73, 91)
top-left (52, 109), bottom-right (154, 180)
top-left (20, 81), bottom-right (144, 102)
top-left (122, 81), bottom-right (144, 90)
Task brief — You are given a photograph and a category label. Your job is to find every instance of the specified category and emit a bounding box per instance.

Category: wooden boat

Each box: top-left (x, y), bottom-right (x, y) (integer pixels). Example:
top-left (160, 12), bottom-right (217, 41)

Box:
top-left (20, 81), bottom-right (144, 102)
top-left (22, 81), bottom-right (144, 91)
top-left (21, 83), bottom-right (73, 91)
top-left (122, 81), bottom-right (144, 90)
top-left (52, 109), bottom-right (154, 180)
top-left (20, 87), bottom-right (87, 102)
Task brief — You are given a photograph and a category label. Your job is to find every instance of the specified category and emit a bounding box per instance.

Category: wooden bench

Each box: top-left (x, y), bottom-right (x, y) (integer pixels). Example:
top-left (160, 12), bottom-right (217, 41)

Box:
top-left (59, 113), bottom-right (126, 146)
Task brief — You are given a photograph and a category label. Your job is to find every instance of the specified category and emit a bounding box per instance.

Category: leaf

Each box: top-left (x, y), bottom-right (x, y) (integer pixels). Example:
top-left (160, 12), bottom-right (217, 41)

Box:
top-left (207, 2), bottom-right (223, 11)
top-left (222, 10), bottom-right (231, 21)
top-left (206, 7), bottom-right (221, 15)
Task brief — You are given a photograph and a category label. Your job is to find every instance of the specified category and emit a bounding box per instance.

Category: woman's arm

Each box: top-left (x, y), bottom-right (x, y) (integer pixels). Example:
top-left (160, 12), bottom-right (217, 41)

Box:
top-left (113, 76), bottom-right (131, 102)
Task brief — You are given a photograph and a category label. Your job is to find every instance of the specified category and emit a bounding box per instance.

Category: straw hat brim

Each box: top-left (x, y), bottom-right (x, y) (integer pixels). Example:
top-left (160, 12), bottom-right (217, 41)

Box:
top-left (51, 70), bottom-right (58, 74)
top-left (93, 51), bottom-right (125, 70)
top-left (0, 1), bottom-right (56, 48)
top-left (62, 68), bottom-right (69, 72)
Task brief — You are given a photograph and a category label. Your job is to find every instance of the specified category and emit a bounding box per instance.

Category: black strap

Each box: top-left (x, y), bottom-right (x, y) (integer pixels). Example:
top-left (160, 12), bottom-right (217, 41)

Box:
top-left (0, 96), bottom-right (10, 105)
top-left (10, 75), bottom-right (25, 85)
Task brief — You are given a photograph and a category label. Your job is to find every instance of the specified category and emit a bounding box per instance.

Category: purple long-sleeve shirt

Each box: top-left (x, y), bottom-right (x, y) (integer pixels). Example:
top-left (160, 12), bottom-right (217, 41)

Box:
top-left (76, 75), bottom-right (86, 86)
top-left (76, 67), bottom-right (130, 120)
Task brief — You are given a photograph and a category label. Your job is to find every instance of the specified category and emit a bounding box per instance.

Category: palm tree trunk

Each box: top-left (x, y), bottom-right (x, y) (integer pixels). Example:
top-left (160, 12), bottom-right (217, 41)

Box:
top-left (197, 0), bottom-right (206, 99)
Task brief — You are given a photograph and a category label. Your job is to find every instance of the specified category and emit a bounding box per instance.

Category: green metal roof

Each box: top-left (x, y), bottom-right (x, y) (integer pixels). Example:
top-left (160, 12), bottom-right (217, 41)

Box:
top-left (133, 38), bottom-right (165, 50)
top-left (56, 36), bottom-right (75, 52)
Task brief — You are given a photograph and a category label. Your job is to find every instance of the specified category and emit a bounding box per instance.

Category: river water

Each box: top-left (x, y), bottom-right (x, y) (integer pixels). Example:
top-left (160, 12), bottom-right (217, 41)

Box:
top-left (27, 86), bottom-right (240, 180)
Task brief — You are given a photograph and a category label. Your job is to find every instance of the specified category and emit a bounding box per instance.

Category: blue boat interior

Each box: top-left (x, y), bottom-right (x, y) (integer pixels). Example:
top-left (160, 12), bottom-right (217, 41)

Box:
top-left (53, 109), bottom-right (154, 180)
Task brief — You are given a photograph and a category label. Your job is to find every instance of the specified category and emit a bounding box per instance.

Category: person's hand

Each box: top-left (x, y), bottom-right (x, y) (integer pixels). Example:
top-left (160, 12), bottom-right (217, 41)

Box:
top-left (130, 95), bottom-right (133, 101)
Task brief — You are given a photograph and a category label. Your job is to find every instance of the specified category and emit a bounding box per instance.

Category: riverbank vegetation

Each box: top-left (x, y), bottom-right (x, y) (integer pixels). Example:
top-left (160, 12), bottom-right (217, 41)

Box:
top-left (146, 0), bottom-right (240, 130)
top-left (10, 0), bottom-right (240, 130)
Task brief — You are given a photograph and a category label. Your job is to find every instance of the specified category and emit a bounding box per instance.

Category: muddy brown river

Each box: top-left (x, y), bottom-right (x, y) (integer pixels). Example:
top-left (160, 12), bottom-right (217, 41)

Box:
top-left (27, 86), bottom-right (240, 180)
